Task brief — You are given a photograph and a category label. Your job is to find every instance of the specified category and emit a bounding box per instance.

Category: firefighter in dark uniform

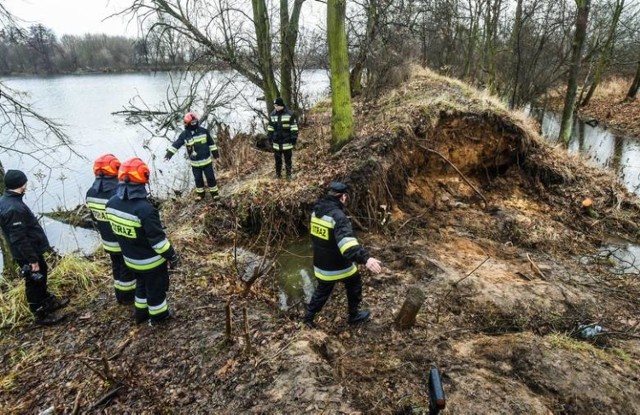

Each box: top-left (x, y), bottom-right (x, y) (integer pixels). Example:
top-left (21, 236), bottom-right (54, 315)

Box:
top-left (304, 182), bottom-right (383, 328)
top-left (268, 97), bottom-right (298, 180)
top-left (164, 112), bottom-right (220, 201)
top-left (0, 170), bottom-right (68, 325)
top-left (106, 158), bottom-right (179, 326)
top-left (86, 154), bottom-right (135, 305)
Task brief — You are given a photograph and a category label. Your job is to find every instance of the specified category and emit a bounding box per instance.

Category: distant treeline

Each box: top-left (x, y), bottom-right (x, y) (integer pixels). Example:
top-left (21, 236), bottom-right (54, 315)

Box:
top-left (0, 24), bottom-right (194, 75)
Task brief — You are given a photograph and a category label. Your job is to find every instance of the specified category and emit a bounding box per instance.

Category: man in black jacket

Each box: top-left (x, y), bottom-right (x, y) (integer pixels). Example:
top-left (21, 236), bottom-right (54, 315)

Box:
top-left (86, 154), bottom-right (135, 305)
top-left (164, 112), bottom-right (220, 201)
top-left (106, 158), bottom-right (179, 326)
top-left (268, 97), bottom-right (298, 180)
top-left (0, 170), bottom-right (68, 325)
top-left (304, 182), bottom-right (382, 328)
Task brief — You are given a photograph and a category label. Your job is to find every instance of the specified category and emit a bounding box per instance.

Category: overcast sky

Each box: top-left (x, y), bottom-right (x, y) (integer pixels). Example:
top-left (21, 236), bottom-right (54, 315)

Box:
top-left (3, 0), bottom-right (138, 37)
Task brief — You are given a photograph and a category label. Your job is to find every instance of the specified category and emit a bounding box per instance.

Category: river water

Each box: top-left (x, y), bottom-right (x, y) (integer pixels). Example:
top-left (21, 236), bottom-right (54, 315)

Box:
top-left (0, 70), bottom-right (330, 266)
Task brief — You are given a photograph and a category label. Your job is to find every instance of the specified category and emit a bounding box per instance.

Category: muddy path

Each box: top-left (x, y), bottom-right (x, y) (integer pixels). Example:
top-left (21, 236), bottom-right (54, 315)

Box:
top-left (1, 67), bottom-right (639, 414)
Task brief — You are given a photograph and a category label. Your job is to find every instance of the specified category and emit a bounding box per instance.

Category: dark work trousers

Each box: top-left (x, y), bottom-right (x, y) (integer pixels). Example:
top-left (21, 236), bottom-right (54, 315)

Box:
top-left (273, 149), bottom-right (293, 177)
top-left (21, 255), bottom-right (49, 314)
top-left (109, 253), bottom-right (136, 304)
top-left (192, 163), bottom-right (218, 196)
top-left (133, 262), bottom-right (170, 324)
top-left (307, 272), bottom-right (363, 316)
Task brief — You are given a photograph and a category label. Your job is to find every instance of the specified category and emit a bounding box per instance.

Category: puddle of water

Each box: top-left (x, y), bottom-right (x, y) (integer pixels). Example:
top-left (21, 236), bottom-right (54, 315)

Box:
top-left (276, 238), bottom-right (315, 310)
top-left (596, 237), bottom-right (640, 275)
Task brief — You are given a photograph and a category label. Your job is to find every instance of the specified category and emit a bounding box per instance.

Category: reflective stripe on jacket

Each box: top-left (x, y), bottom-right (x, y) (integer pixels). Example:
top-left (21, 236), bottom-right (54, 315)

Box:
top-left (268, 108), bottom-right (298, 151)
top-left (86, 176), bottom-right (121, 253)
top-left (165, 126), bottom-right (219, 167)
top-left (105, 184), bottom-right (176, 272)
top-left (310, 196), bottom-right (369, 281)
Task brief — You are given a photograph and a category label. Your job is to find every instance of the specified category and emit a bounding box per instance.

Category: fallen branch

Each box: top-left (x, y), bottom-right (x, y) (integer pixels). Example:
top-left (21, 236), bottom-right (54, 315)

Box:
top-left (418, 145), bottom-right (488, 206)
top-left (89, 385), bottom-right (122, 409)
top-left (71, 389), bottom-right (82, 415)
top-left (527, 253), bottom-right (548, 281)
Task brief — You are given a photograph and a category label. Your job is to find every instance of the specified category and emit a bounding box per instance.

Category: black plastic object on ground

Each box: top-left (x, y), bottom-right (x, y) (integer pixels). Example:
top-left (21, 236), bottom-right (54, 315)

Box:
top-left (428, 367), bottom-right (446, 415)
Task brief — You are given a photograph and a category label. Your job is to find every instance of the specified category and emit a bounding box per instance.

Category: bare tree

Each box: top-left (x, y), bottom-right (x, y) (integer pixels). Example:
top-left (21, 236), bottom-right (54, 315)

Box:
top-left (558, 0), bottom-right (591, 145)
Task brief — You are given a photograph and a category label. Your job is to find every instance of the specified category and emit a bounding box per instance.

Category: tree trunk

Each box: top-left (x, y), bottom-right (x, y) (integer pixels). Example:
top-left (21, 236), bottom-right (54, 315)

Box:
top-left (327, 0), bottom-right (354, 149)
top-left (626, 59), bottom-right (640, 100)
top-left (394, 286), bottom-right (426, 329)
top-left (508, 0), bottom-right (524, 108)
top-left (580, 0), bottom-right (624, 107)
top-left (462, 0), bottom-right (481, 81)
top-left (350, 0), bottom-right (378, 97)
top-left (280, 0), bottom-right (305, 111)
top-left (558, 0), bottom-right (591, 145)
top-left (252, 0), bottom-right (280, 113)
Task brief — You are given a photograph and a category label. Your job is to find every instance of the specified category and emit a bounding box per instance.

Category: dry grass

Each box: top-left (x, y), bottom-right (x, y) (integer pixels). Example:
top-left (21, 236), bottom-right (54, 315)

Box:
top-left (0, 255), bottom-right (106, 328)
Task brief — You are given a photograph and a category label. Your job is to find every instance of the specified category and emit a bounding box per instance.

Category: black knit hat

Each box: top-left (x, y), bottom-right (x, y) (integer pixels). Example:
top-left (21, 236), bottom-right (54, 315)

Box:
top-left (274, 97), bottom-right (285, 106)
top-left (4, 169), bottom-right (28, 189)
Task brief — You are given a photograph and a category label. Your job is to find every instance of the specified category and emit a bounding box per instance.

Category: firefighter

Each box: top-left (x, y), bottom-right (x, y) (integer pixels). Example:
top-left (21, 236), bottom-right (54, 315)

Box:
top-left (86, 154), bottom-right (135, 305)
top-left (0, 169), bottom-right (68, 325)
top-left (304, 182), bottom-right (383, 328)
top-left (164, 112), bottom-right (220, 201)
top-left (268, 97), bottom-right (298, 180)
top-left (106, 158), bottom-right (179, 326)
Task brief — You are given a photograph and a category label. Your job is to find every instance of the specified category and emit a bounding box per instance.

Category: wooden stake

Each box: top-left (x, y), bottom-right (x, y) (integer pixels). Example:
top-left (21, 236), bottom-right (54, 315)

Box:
top-left (225, 300), bottom-right (232, 341)
top-left (394, 286), bottom-right (426, 329)
top-left (243, 307), bottom-right (252, 355)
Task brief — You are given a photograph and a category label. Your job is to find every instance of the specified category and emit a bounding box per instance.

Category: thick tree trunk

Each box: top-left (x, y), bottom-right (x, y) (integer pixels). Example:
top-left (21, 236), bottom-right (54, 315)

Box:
top-left (558, 0), bottom-right (591, 145)
top-left (252, 0), bottom-right (280, 113)
top-left (626, 59), bottom-right (640, 100)
top-left (581, 0), bottom-right (624, 107)
top-left (350, 0), bottom-right (378, 96)
top-left (508, 0), bottom-right (524, 108)
top-left (280, 0), bottom-right (304, 111)
top-left (394, 286), bottom-right (426, 329)
top-left (327, 0), bottom-right (354, 149)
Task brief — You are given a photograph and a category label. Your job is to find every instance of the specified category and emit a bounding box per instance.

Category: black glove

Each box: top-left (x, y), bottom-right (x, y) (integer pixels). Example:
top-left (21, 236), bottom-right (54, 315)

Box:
top-left (212, 150), bottom-right (220, 160)
top-left (168, 253), bottom-right (180, 270)
top-left (20, 264), bottom-right (44, 281)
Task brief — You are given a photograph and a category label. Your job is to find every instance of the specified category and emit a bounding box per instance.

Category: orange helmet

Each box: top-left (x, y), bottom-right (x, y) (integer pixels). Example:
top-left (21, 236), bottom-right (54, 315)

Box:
top-left (183, 112), bottom-right (199, 127)
top-left (118, 157), bottom-right (150, 184)
top-left (93, 154), bottom-right (121, 177)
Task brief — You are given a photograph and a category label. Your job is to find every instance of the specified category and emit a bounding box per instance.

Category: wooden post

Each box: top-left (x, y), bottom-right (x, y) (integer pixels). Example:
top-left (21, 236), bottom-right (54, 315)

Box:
top-left (243, 307), bottom-right (252, 355)
top-left (225, 300), bottom-right (232, 342)
top-left (394, 286), bottom-right (426, 329)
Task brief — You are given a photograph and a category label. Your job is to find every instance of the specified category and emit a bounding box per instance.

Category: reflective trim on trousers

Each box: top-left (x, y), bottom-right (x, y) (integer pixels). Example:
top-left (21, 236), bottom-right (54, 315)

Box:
top-left (135, 296), bottom-right (148, 309)
top-left (114, 279), bottom-right (136, 292)
top-left (313, 264), bottom-right (358, 281)
top-left (149, 299), bottom-right (168, 316)
top-left (272, 143), bottom-right (294, 151)
top-left (123, 255), bottom-right (166, 271)
top-left (190, 158), bottom-right (212, 167)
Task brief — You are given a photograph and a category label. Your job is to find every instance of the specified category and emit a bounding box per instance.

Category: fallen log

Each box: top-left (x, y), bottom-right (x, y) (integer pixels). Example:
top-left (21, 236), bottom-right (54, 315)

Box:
top-left (394, 285), bottom-right (426, 329)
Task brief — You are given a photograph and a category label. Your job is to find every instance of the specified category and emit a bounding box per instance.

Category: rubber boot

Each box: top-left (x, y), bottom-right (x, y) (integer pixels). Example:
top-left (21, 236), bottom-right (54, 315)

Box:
top-left (347, 309), bottom-right (371, 324)
top-left (303, 311), bottom-right (317, 329)
top-left (43, 295), bottom-right (69, 313)
top-left (34, 309), bottom-right (65, 326)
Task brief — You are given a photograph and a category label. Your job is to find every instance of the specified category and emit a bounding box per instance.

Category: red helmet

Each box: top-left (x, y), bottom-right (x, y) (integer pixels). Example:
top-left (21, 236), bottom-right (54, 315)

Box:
top-left (93, 154), bottom-right (121, 177)
top-left (183, 112), bottom-right (199, 127)
top-left (118, 157), bottom-right (150, 184)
